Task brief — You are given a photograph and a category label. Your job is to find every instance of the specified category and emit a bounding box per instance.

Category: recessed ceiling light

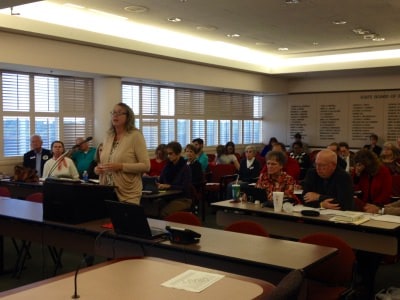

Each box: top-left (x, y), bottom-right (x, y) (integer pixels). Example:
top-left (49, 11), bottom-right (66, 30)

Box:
top-left (227, 33), bottom-right (240, 38)
top-left (372, 36), bottom-right (385, 42)
top-left (285, 0), bottom-right (300, 4)
top-left (313, 42), bottom-right (319, 46)
top-left (352, 28), bottom-right (370, 35)
top-left (167, 17), bottom-right (182, 22)
top-left (332, 20), bottom-right (347, 25)
top-left (124, 5), bottom-right (148, 13)
top-left (196, 25), bottom-right (217, 31)
top-left (278, 47), bottom-right (289, 51)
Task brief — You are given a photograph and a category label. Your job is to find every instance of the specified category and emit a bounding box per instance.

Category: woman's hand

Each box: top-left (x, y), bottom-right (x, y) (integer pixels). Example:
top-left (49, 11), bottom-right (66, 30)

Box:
top-left (96, 163), bottom-right (123, 174)
top-left (158, 183), bottom-right (171, 190)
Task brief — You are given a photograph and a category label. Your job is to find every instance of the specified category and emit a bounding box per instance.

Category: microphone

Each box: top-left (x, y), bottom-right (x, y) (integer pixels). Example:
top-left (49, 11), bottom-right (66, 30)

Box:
top-left (46, 150), bottom-right (72, 179)
top-left (71, 256), bottom-right (90, 299)
top-left (72, 137), bottom-right (93, 149)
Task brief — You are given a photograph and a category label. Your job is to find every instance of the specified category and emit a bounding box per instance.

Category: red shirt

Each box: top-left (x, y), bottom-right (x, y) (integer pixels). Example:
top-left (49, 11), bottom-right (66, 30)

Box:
top-left (148, 158), bottom-right (167, 177)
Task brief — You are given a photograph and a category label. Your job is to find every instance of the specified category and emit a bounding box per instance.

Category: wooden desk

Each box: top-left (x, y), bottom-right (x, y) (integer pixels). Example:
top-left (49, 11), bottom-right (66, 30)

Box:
top-left (0, 258), bottom-right (275, 299)
top-left (0, 197), bottom-right (337, 283)
top-left (212, 200), bottom-right (400, 255)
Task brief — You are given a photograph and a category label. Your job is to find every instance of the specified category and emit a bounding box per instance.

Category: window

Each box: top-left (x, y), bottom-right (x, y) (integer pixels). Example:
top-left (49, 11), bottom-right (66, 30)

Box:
top-left (122, 83), bottom-right (263, 149)
top-left (1, 71), bottom-right (94, 158)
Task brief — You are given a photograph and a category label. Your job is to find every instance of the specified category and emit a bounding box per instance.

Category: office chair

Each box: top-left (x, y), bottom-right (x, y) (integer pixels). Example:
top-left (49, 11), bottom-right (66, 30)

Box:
top-left (267, 269), bottom-right (306, 300)
top-left (164, 211), bottom-right (202, 226)
top-left (0, 186), bottom-right (11, 197)
top-left (224, 220), bottom-right (269, 237)
top-left (299, 232), bottom-right (356, 300)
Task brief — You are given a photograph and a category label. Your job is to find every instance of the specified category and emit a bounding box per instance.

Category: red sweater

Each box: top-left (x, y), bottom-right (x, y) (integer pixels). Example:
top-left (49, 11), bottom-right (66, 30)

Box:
top-left (353, 165), bottom-right (392, 207)
top-left (259, 156), bottom-right (300, 183)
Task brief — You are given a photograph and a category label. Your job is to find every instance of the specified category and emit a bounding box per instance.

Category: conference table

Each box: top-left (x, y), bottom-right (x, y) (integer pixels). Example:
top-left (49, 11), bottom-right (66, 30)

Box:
top-left (212, 200), bottom-right (400, 255)
top-left (0, 257), bottom-right (275, 299)
top-left (0, 197), bottom-right (337, 283)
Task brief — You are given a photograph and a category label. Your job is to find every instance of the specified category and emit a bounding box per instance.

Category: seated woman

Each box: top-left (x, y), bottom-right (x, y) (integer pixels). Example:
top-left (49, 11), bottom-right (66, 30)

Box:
top-left (255, 150), bottom-right (298, 205)
top-left (42, 140), bottom-right (79, 179)
top-left (353, 149), bottom-right (392, 212)
top-left (260, 137), bottom-right (278, 157)
top-left (184, 143), bottom-right (204, 191)
top-left (147, 143), bottom-right (167, 177)
top-left (379, 142), bottom-right (400, 175)
top-left (215, 145), bottom-right (240, 170)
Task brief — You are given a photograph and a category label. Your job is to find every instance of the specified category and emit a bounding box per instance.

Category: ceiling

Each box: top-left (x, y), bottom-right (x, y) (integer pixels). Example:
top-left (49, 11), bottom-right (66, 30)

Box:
top-left (1, 0), bottom-right (400, 76)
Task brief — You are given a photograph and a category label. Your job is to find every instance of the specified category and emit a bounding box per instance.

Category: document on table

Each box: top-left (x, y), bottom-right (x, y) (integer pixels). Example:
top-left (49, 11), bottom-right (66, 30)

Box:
top-left (371, 214), bottom-right (400, 224)
top-left (161, 269), bottom-right (225, 292)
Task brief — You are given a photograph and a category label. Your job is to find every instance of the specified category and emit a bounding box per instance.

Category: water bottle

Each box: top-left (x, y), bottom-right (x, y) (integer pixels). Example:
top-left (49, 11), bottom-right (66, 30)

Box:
top-left (82, 170), bottom-right (88, 182)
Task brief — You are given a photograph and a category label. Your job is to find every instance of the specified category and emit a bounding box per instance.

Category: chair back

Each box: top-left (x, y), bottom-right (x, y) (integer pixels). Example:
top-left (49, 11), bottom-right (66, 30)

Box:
top-left (0, 186), bottom-right (11, 197)
top-left (225, 220), bottom-right (269, 237)
top-left (25, 192), bottom-right (44, 203)
top-left (299, 232), bottom-right (355, 286)
top-left (208, 163), bottom-right (237, 183)
top-left (165, 211), bottom-right (202, 226)
top-left (268, 269), bottom-right (305, 300)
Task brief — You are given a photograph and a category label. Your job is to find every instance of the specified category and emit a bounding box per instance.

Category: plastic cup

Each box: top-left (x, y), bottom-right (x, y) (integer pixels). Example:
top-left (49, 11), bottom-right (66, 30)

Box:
top-left (272, 191), bottom-right (284, 212)
top-left (232, 184), bottom-right (240, 202)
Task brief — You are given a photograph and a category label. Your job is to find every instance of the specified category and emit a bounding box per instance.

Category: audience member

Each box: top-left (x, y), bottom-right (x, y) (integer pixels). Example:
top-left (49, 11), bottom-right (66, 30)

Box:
top-left (271, 142), bottom-right (300, 182)
top-left (226, 145), bottom-right (261, 199)
top-left (370, 199), bottom-right (400, 215)
top-left (185, 143), bottom-right (204, 191)
top-left (302, 149), bottom-right (354, 210)
top-left (215, 145), bottom-right (240, 170)
top-left (290, 132), bottom-right (309, 154)
top-left (289, 141), bottom-right (311, 181)
top-left (379, 142), bottom-right (400, 175)
top-left (192, 138), bottom-right (209, 172)
top-left (327, 142), bottom-right (347, 170)
top-left (363, 133), bottom-right (382, 156)
top-left (225, 141), bottom-right (235, 155)
top-left (95, 103), bottom-right (150, 204)
top-left (71, 137), bottom-right (96, 177)
top-left (87, 143), bottom-right (103, 180)
top-left (147, 144), bottom-right (167, 177)
top-left (256, 151), bottom-right (298, 204)
top-left (353, 149), bottom-right (392, 212)
top-left (158, 141), bottom-right (192, 218)
top-left (260, 137), bottom-right (278, 157)
top-left (42, 140), bottom-right (79, 179)
top-left (23, 134), bottom-right (52, 178)
top-left (338, 142), bottom-right (355, 173)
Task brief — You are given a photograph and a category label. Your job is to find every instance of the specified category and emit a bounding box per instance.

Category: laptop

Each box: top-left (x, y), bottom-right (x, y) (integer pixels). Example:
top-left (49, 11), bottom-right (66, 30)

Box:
top-left (142, 176), bottom-right (159, 195)
top-left (43, 179), bottom-right (118, 224)
top-left (105, 200), bottom-right (166, 240)
top-left (246, 187), bottom-right (273, 207)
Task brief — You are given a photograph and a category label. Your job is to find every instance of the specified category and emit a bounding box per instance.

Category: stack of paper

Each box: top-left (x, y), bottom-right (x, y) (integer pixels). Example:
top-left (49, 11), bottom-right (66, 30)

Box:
top-left (330, 211), bottom-right (364, 222)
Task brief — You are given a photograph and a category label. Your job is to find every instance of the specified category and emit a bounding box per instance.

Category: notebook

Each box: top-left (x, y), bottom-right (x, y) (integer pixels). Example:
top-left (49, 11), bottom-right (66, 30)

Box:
top-left (105, 200), bottom-right (166, 239)
top-left (43, 179), bottom-right (118, 224)
top-left (142, 176), bottom-right (159, 194)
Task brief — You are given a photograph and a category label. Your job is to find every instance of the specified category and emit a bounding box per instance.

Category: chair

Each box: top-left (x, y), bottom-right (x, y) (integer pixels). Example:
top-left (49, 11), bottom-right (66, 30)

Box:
top-left (203, 163), bottom-right (237, 220)
top-left (309, 150), bottom-right (321, 164)
top-left (25, 192), bottom-right (43, 203)
top-left (0, 186), bottom-right (11, 197)
top-left (268, 269), bottom-right (306, 300)
top-left (224, 220), bottom-right (269, 237)
top-left (164, 211), bottom-right (202, 226)
top-left (391, 175), bottom-right (400, 199)
top-left (299, 232), bottom-right (356, 300)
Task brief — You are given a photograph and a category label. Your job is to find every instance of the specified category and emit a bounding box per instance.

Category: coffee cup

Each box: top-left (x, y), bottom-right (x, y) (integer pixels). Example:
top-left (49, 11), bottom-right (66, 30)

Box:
top-left (232, 184), bottom-right (240, 202)
top-left (272, 191), bottom-right (284, 212)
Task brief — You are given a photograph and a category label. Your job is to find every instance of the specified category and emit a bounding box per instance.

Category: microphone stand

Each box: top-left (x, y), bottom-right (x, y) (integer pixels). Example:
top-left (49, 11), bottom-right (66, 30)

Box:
top-left (46, 149), bottom-right (73, 179)
top-left (71, 256), bottom-right (89, 299)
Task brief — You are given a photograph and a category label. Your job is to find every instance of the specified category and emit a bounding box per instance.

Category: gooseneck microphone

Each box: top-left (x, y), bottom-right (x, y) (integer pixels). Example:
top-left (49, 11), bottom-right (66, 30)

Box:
top-left (72, 136), bottom-right (93, 149)
top-left (71, 256), bottom-right (89, 299)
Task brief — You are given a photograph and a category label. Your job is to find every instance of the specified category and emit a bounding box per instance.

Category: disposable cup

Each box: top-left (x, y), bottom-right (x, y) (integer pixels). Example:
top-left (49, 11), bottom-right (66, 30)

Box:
top-left (272, 191), bottom-right (284, 212)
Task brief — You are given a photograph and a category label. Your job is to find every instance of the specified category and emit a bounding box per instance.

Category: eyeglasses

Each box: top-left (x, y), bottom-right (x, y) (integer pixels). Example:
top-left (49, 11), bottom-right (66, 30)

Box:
top-left (110, 111), bottom-right (127, 116)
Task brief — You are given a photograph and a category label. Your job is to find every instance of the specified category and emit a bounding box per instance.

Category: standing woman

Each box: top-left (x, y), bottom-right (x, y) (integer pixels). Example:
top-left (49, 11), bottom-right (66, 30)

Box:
top-left (95, 103), bottom-right (150, 204)
top-left (42, 141), bottom-right (79, 179)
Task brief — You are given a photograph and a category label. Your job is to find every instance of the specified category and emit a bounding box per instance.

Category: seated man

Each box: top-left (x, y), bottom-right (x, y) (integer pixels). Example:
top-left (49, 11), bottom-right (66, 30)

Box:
top-left (151, 141), bottom-right (192, 218)
top-left (302, 149), bottom-right (354, 210)
top-left (23, 134), bottom-right (52, 178)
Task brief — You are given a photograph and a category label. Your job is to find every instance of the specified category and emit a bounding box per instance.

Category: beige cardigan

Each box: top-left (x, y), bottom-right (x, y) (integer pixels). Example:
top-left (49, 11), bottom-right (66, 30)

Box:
top-left (99, 129), bottom-right (150, 204)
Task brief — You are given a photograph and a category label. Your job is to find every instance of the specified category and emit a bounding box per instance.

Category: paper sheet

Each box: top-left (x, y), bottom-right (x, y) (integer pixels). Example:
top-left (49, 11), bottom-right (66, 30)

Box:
top-left (161, 270), bottom-right (224, 293)
top-left (371, 214), bottom-right (400, 224)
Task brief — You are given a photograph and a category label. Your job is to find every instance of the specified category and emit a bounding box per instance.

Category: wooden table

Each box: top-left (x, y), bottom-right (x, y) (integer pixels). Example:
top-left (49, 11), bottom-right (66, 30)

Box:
top-left (0, 197), bottom-right (337, 283)
top-left (0, 258), bottom-right (276, 299)
top-left (212, 200), bottom-right (400, 255)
